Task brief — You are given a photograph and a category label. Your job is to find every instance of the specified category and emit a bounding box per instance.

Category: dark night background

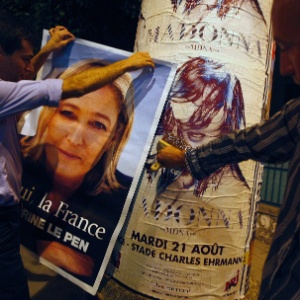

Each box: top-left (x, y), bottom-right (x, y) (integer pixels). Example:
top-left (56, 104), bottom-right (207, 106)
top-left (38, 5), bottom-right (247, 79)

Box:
top-left (1, 0), bottom-right (300, 113)
top-left (0, 0), bottom-right (142, 52)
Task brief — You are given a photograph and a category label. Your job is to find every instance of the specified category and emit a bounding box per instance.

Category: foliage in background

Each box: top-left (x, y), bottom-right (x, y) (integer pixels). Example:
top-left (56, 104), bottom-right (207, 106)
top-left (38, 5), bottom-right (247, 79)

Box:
top-left (0, 0), bottom-right (142, 52)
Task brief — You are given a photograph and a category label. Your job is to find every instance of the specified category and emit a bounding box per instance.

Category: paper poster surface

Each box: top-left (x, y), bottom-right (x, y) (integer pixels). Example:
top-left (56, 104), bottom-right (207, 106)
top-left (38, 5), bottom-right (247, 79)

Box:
top-left (19, 32), bottom-right (177, 295)
top-left (111, 1), bottom-right (273, 299)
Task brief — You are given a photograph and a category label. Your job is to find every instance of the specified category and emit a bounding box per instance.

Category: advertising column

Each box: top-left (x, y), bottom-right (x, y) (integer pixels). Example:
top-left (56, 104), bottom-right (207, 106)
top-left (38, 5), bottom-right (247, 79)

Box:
top-left (109, 1), bottom-right (273, 299)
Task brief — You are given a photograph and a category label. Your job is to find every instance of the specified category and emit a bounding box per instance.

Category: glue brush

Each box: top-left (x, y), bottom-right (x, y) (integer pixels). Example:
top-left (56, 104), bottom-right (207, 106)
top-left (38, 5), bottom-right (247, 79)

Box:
top-left (150, 133), bottom-right (191, 172)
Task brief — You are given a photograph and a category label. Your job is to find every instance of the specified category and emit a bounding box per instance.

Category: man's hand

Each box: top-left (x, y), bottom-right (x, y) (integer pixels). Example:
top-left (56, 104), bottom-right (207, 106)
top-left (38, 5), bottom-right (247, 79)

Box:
top-left (26, 26), bottom-right (75, 79)
top-left (157, 145), bottom-right (186, 168)
top-left (125, 52), bottom-right (155, 71)
top-left (45, 26), bottom-right (75, 53)
top-left (62, 51), bottom-right (155, 99)
top-left (38, 240), bottom-right (94, 277)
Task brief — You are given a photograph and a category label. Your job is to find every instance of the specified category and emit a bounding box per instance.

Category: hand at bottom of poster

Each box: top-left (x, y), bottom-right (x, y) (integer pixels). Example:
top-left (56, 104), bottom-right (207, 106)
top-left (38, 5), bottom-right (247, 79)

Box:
top-left (37, 240), bottom-right (94, 277)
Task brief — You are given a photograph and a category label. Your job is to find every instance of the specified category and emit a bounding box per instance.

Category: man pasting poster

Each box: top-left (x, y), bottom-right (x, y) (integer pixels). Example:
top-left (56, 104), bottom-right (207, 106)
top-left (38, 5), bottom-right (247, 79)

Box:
top-left (18, 31), bottom-right (176, 295)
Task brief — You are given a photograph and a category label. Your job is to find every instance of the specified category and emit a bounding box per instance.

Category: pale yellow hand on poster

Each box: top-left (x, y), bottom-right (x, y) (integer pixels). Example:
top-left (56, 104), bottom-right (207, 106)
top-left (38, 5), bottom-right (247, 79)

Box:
top-left (61, 52), bottom-right (154, 99)
top-left (157, 145), bottom-right (186, 168)
top-left (38, 240), bottom-right (94, 277)
top-left (28, 26), bottom-right (75, 79)
top-left (125, 52), bottom-right (155, 71)
top-left (47, 26), bottom-right (76, 52)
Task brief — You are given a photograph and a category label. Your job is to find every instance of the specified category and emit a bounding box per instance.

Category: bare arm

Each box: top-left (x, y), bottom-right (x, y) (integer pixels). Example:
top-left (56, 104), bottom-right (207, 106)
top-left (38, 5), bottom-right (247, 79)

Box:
top-left (61, 52), bottom-right (155, 99)
top-left (27, 26), bottom-right (75, 79)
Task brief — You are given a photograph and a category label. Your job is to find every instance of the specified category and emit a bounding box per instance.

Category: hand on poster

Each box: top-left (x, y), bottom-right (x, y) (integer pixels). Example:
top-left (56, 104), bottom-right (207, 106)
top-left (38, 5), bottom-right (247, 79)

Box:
top-left (61, 53), bottom-right (155, 99)
top-left (46, 26), bottom-right (76, 52)
top-left (38, 240), bottom-right (94, 277)
top-left (157, 145), bottom-right (186, 169)
top-left (125, 52), bottom-right (155, 71)
top-left (27, 26), bottom-right (75, 80)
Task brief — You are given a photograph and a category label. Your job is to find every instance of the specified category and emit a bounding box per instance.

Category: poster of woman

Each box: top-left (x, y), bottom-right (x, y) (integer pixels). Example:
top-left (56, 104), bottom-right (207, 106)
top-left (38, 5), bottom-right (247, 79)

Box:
top-left (18, 31), bottom-right (177, 295)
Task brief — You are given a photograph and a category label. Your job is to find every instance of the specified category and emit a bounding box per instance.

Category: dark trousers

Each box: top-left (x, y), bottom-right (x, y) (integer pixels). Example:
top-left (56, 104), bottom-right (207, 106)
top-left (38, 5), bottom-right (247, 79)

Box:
top-left (0, 204), bottom-right (30, 300)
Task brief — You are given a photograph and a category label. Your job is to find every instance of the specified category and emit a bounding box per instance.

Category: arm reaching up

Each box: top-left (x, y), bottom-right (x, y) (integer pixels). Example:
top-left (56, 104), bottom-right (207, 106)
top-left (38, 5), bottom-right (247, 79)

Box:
top-left (62, 52), bottom-right (155, 99)
top-left (27, 26), bottom-right (75, 79)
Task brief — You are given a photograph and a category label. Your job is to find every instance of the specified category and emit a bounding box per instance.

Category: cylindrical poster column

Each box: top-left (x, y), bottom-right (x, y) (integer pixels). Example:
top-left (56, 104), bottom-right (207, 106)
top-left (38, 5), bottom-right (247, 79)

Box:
top-left (104, 1), bottom-right (273, 299)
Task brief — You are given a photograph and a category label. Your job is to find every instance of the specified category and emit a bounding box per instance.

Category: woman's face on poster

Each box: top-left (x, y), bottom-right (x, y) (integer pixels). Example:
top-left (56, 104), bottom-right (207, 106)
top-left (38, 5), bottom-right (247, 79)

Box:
top-left (170, 84), bottom-right (225, 147)
top-left (44, 85), bottom-right (120, 184)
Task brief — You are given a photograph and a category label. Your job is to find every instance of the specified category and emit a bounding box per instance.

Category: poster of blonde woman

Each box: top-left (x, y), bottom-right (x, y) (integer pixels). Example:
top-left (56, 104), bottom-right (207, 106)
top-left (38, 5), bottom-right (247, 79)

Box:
top-left (18, 31), bottom-right (177, 295)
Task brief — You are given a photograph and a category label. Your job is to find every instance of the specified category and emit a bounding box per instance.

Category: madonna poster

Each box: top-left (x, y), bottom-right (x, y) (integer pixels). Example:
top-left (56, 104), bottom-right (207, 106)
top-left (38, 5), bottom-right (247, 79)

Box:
top-left (109, 0), bottom-right (274, 299)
